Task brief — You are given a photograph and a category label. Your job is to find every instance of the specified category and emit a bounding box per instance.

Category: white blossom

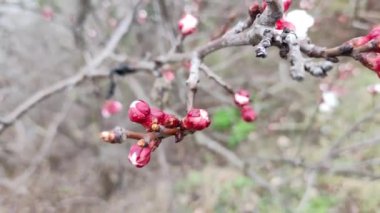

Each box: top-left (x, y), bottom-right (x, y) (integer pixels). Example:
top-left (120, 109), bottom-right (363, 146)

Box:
top-left (178, 14), bottom-right (198, 35)
top-left (319, 91), bottom-right (339, 113)
top-left (285, 10), bottom-right (314, 39)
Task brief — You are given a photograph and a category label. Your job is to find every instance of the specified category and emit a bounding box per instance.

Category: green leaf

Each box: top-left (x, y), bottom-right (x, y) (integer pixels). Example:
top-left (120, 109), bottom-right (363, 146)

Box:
top-left (212, 107), bottom-right (239, 131)
top-left (228, 120), bottom-right (255, 149)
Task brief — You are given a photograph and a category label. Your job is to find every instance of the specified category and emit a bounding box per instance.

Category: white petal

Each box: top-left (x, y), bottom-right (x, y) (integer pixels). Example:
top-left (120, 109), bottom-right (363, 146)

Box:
top-left (129, 100), bottom-right (139, 108)
top-left (285, 10), bottom-right (314, 39)
top-left (199, 109), bottom-right (209, 120)
top-left (374, 84), bottom-right (380, 93)
top-left (129, 152), bottom-right (138, 165)
top-left (322, 91), bottom-right (339, 107)
top-left (319, 103), bottom-right (333, 113)
top-left (179, 14), bottom-right (198, 33)
top-left (234, 94), bottom-right (250, 105)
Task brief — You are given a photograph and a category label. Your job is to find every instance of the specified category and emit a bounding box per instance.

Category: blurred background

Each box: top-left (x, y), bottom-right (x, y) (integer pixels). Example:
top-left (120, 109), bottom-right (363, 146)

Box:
top-left (0, 0), bottom-right (380, 212)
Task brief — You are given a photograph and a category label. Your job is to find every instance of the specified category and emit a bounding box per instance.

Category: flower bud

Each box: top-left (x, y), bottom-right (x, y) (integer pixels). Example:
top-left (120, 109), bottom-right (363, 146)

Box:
top-left (367, 25), bottom-right (380, 40)
top-left (162, 114), bottom-right (181, 128)
top-left (182, 109), bottom-right (211, 131)
top-left (163, 70), bottom-right (175, 82)
top-left (347, 36), bottom-right (371, 48)
top-left (241, 105), bottom-right (257, 122)
top-left (101, 100), bottom-right (123, 118)
top-left (283, 0), bottom-right (292, 12)
top-left (150, 107), bottom-right (166, 124)
top-left (358, 52), bottom-right (380, 78)
top-left (234, 89), bottom-right (251, 107)
top-left (128, 100), bottom-right (151, 123)
top-left (100, 131), bottom-right (115, 143)
top-left (347, 26), bottom-right (380, 48)
top-left (275, 19), bottom-right (295, 31)
top-left (249, 1), bottom-right (265, 18)
top-left (128, 144), bottom-right (152, 168)
top-left (178, 14), bottom-right (198, 36)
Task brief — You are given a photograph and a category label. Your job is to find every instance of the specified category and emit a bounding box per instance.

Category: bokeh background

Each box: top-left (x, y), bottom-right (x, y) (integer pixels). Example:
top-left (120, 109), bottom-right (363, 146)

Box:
top-left (0, 0), bottom-right (380, 212)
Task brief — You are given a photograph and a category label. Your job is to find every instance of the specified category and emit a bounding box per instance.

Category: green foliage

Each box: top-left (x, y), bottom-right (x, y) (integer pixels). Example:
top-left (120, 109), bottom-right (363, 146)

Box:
top-left (212, 107), bottom-right (256, 149)
top-left (303, 195), bottom-right (336, 213)
top-left (212, 107), bottom-right (239, 131)
top-left (228, 120), bottom-right (256, 149)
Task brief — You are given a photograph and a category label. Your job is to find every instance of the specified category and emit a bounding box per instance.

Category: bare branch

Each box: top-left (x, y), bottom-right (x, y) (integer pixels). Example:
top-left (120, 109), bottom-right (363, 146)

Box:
top-left (0, 1), bottom-right (141, 134)
top-left (200, 64), bottom-right (235, 95)
top-left (186, 55), bottom-right (201, 111)
top-left (257, 0), bottom-right (283, 27)
top-left (282, 31), bottom-right (306, 81)
top-left (300, 38), bottom-right (380, 60)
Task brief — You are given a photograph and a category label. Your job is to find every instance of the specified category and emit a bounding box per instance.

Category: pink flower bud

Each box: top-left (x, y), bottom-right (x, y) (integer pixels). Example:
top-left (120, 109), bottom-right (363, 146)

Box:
top-left (182, 109), bottom-right (211, 131)
top-left (249, 1), bottom-right (265, 17)
top-left (128, 144), bottom-right (152, 168)
top-left (128, 100), bottom-right (151, 123)
top-left (101, 100), bottom-right (123, 118)
top-left (140, 109), bottom-right (180, 131)
top-left (139, 117), bottom-right (154, 131)
top-left (234, 89), bottom-right (251, 107)
top-left (241, 105), bottom-right (257, 122)
top-left (347, 36), bottom-right (371, 48)
top-left (367, 25), bottom-right (380, 40)
top-left (276, 19), bottom-right (295, 31)
top-left (347, 26), bottom-right (380, 48)
top-left (358, 52), bottom-right (380, 78)
top-left (163, 70), bottom-right (175, 82)
top-left (41, 6), bottom-right (54, 21)
top-left (150, 107), bottom-right (166, 124)
top-left (178, 14), bottom-right (198, 36)
top-left (162, 114), bottom-right (181, 128)
top-left (283, 0), bottom-right (292, 12)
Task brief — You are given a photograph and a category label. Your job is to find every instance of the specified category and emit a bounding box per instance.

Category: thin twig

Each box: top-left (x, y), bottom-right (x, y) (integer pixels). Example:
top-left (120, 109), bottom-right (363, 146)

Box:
top-left (200, 64), bottom-right (235, 95)
top-left (0, 1), bottom-right (141, 134)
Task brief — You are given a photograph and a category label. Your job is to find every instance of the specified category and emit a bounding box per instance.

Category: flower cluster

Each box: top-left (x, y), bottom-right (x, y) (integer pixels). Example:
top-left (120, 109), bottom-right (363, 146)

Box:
top-left (128, 100), bottom-right (181, 131)
top-left (250, 0), bottom-right (314, 38)
top-left (348, 26), bottom-right (380, 77)
top-left (233, 89), bottom-right (257, 122)
top-left (124, 100), bottom-right (211, 168)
